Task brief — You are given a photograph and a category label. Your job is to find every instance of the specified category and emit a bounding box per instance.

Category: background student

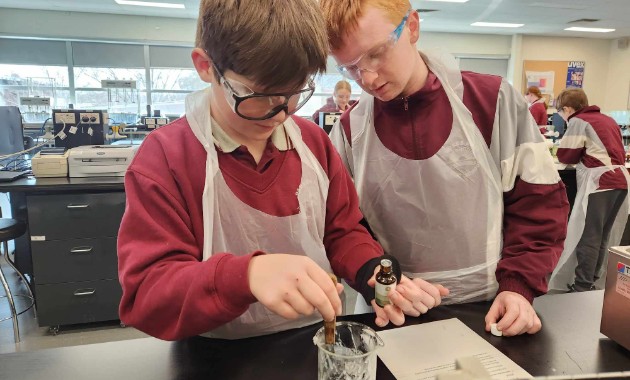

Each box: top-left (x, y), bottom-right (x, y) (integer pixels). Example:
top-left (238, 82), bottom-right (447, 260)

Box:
top-left (312, 80), bottom-right (354, 128)
top-left (551, 88), bottom-right (629, 293)
top-left (525, 86), bottom-right (549, 133)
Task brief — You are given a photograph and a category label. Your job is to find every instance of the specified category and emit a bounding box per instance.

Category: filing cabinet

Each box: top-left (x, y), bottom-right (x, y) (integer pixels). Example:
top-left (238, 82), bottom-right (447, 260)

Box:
top-left (27, 191), bottom-right (125, 329)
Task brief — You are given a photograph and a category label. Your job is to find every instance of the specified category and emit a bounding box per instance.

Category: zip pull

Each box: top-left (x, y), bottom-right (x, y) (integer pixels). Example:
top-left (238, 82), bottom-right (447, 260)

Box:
top-left (403, 97), bottom-right (409, 111)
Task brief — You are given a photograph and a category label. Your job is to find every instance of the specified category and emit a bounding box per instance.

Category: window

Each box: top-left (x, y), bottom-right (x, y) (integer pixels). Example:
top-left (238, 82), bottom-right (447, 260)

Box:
top-left (74, 67), bottom-right (146, 89)
top-left (314, 73), bottom-right (362, 94)
top-left (151, 92), bottom-right (189, 117)
top-left (298, 95), bottom-right (332, 118)
top-left (74, 67), bottom-right (146, 122)
top-left (0, 64), bottom-right (70, 121)
top-left (150, 68), bottom-right (205, 92)
top-left (149, 68), bottom-right (207, 116)
top-left (0, 64), bottom-right (69, 87)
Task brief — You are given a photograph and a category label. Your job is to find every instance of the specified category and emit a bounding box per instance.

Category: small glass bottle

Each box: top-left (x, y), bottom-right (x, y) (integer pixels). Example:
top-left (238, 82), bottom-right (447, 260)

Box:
top-left (375, 259), bottom-right (397, 307)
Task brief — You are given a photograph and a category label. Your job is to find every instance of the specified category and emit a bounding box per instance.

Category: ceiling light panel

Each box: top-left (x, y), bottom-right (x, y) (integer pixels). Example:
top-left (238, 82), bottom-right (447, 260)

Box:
top-left (471, 22), bottom-right (524, 28)
top-left (564, 27), bottom-right (616, 33)
top-left (114, 0), bottom-right (185, 9)
top-left (528, 2), bottom-right (588, 10)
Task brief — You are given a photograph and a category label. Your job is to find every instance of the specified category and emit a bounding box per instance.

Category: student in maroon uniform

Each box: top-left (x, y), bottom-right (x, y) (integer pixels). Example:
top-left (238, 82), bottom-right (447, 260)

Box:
top-left (320, 0), bottom-right (569, 337)
top-left (312, 80), bottom-right (354, 126)
top-left (525, 86), bottom-right (549, 133)
top-left (117, 0), bottom-right (447, 341)
top-left (551, 88), bottom-right (628, 293)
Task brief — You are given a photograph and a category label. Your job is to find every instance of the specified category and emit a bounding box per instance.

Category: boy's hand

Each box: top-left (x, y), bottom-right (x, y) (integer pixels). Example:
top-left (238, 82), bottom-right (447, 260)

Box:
top-left (368, 272), bottom-right (449, 327)
top-left (485, 291), bottom-right (542, 336)
top-left (248, 254), bottom-right (343, 322)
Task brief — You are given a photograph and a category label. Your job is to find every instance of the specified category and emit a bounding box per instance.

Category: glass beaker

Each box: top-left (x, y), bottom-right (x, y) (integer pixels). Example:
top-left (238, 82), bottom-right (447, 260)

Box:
top-left (313, 321), bottom-right (384, 380)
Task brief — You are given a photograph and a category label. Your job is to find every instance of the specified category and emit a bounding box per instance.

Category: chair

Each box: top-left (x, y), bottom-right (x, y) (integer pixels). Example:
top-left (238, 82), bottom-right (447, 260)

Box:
top-left (0, 218), bottom-right (35, 343)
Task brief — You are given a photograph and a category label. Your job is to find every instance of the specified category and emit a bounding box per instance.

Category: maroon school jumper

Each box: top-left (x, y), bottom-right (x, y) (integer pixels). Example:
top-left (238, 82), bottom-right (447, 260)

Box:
top-left (118, 116), bottom-right (382, 340)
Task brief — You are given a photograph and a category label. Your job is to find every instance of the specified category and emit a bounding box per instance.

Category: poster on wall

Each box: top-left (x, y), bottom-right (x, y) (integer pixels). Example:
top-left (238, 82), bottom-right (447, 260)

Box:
top-left (526, 71), bottom-right (555, 95)
top-left (566, 61), bottom-right (585, 88)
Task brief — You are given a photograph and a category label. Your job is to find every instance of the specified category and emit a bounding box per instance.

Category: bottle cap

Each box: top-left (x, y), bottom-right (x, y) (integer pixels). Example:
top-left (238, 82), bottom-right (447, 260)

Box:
top-left (380, 259), bottom-right (392, 268)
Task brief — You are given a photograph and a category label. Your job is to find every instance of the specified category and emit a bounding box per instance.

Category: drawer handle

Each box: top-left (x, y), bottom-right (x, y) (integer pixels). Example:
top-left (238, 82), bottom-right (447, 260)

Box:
top-left (73, 289), bottom-right (96, 297)
top-left (70, 246), bottom-right (93, 254)
top-left (66, 204), bottom-right (90, 209)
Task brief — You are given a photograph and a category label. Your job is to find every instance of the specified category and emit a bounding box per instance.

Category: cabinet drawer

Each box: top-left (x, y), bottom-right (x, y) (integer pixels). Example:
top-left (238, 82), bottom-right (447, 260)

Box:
top-left (35, 279), bottom-right (122, 327)
top-left (27, 192), bottom-right (125, 240)
top-left (31, 237), bottom-right (118, 285)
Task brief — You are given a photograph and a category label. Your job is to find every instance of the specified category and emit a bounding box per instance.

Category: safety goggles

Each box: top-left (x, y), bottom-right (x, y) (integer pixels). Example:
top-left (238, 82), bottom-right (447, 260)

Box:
top-left (209, 57), bottom-right (315, 121)
top-left (336, 8), bottom-right (412, 81)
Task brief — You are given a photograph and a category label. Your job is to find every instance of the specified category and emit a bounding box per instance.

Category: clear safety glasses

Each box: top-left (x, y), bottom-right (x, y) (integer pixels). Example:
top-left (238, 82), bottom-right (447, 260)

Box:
top-left (336, 9), bottom-right (412, 81)
top-left (209, 58), bottom-right (315, 121)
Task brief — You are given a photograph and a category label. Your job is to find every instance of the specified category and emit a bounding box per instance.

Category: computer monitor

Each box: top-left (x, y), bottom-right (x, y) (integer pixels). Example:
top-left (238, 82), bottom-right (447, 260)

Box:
top-left (319, 112), bottom-right (342, 134)
top-left (0, 106), bottom-right (26, 167)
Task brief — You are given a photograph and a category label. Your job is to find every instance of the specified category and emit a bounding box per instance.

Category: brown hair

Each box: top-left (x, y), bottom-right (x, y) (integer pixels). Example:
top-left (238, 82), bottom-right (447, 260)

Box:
top-left (320, 0), bottom-right (410, 50)
top-left (526, 86), bottom-right (547, 109)
top-left (334, 80), bottom-right (352, 94)
top-left (556, 88), bottom-right (589, 112)
top-left (195, 0), bottom-right (328, 91)
top-left (526, 86), bottom-right (542, 99)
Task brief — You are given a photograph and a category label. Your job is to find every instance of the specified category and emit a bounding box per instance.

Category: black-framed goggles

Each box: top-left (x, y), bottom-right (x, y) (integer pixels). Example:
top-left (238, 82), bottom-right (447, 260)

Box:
top-left (209, 57), bottom-right (315, 121)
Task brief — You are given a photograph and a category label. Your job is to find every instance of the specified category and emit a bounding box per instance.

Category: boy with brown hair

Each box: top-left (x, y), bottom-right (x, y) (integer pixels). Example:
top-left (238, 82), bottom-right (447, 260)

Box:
top-left (117, 0), bottom-right (444, 341)
top-left (552, 88), bottom-right (628, 293)
top-left (320, 0), bottom-right (569, 336)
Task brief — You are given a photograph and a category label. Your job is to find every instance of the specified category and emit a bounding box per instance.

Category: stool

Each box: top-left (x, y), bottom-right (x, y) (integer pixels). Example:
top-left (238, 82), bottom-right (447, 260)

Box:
top-left (0, 218), bottom-right (35, 343)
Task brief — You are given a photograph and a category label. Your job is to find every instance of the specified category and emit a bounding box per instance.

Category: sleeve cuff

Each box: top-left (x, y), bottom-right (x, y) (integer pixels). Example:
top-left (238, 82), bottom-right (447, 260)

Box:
top-left (497, 276), bottom-right (536, 304)
top-left (212, 251), bottom-right (266, 313)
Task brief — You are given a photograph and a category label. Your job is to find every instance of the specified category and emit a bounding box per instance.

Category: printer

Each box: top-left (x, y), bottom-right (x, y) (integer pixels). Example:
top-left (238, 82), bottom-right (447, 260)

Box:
top-left (31, 149), bottom-right (69, 178)
top-left (68, 145), bottom-right (137, 178)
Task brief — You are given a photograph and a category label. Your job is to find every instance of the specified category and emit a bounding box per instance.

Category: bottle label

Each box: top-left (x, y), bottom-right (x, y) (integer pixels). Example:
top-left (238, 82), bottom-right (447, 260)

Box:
top-left (375, 280), bottom-right (396, 307)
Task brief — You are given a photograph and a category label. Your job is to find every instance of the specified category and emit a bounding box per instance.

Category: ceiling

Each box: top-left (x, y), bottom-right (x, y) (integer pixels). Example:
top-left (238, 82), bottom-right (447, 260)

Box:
top-left (0, 0), bottom-right (629, 39)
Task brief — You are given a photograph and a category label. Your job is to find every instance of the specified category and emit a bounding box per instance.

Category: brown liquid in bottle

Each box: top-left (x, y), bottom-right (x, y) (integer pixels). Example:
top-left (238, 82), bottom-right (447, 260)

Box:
top-left (375, 259), bottom-right (397, 307)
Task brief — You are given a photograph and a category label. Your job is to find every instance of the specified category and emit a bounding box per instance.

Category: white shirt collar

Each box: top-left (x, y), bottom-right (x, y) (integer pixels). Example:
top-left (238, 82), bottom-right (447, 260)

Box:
top-left (210, 116), bottom-right (292, 152)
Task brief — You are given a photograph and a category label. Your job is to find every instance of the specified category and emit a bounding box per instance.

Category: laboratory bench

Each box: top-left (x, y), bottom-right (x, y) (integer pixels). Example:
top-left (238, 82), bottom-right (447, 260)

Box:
top-left (0, 176), bottom-right (125, 331)
top-left (0, 290), bottom-right (628, 380)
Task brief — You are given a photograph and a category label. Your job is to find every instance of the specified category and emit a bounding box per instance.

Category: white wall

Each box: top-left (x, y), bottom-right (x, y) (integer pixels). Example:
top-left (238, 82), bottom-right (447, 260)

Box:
top-left (414, 32), bottom-right (624, 112)
top-left (515, 35), bottom-right (612, 110)
top-left (605, 39), bottom-right (630, 112)
top-left (418, 31), bottom-right (512, 56)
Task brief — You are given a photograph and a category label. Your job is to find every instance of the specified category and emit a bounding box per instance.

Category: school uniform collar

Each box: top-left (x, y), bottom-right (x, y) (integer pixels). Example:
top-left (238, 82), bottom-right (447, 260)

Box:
top-left (210, 116), bottom-right (292, 153)
top-left (568, 105), bottom-right (601, 121)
